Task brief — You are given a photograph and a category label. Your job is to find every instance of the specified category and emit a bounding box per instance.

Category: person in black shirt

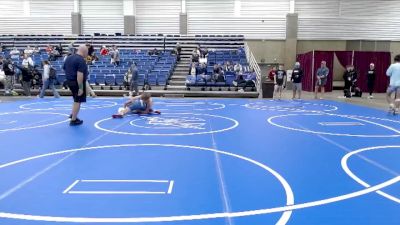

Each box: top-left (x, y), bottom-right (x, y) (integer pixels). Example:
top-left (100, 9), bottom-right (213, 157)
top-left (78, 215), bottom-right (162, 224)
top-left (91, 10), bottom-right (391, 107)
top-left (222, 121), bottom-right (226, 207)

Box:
top-left (343, 65), bottom-right (358, 98)
top-left (274, 65), bottom-right (286, 100)
top-left (63, 44), bottom-right (89, 126)
top-left (367, 63), bottom-right (376, 99)
top-left (15, 65), bottom-right (33, 96)
top-left (291, 62), bottom-right (303, 100)
top-left (2, 58), bottom-right (15, 96)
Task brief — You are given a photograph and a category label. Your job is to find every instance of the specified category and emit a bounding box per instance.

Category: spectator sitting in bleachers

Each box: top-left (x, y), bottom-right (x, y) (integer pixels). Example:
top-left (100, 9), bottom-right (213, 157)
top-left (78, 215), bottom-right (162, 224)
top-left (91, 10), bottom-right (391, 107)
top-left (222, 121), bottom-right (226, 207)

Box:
top-left (31, 65), bottom-right (42, 89)
top-left (48, 44), bottom-right (62, 61)
top-left (45, 45), bottom-right (53, 54)
top-left (33, 45), bottom-right (40, 54)
top-left (24, 46), bottom-right (34, 55)
top-left (110, 45), bottom-right (120, 66)
top-left (0, 43), bottom-right (5, 53)
top-left (191, 48), bottom-right (200, 63)
top-left (10, 47), bottom-right (20, 59)
top-left (234, 68), bottom-right (257, 92)
top-left (213, 64), bottom-right (225, 82)
top-left (22, 54), bottom-right (34, 68)
top-left (149, 48), bottom-right (160, 56)
top-left (100, 45), bottom-right (109, 56)
top-left (200, 47), bottom-right (208, 58)
top-left (86, 42), bottom-right (94, 57)
top-left (223, 61), bottom-right (234, 72)
top-left (234, 62), bottom-right (243, 75)
top-left (188, 62), bottom-right (199, 77)
top-left (198, 63), bottom-right (209, 83)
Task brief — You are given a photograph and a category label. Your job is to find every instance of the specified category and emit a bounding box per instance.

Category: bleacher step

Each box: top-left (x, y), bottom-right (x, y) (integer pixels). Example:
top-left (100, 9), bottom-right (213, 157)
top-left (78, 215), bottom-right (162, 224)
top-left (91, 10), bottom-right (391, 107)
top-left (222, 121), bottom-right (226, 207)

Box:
top-left (169, 81), bottom-right (187, 86)
top-left (170, 75), bottom-right (187, 80)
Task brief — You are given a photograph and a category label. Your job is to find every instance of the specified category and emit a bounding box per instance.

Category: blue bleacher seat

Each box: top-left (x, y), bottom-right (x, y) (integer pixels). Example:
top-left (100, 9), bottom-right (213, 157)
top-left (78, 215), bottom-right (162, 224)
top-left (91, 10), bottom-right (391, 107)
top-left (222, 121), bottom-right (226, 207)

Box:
top-left (105, 75), bottom-right (115, 86)
top-left (96, 74), bottom-right (105, 85)
top-left (115, 75), bottom-right (124, 86)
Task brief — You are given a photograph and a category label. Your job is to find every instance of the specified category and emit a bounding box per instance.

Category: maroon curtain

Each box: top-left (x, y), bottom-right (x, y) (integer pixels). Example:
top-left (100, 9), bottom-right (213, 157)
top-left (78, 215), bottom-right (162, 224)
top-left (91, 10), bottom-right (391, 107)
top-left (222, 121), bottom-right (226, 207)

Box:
top-left (297, 51), bottom-right (314, 91)
top-left (314, 51), bottom-right (335, 92)
top-left (353, 52), bottom-right (391, 93)
top-left (335, 51), bottom-right (353, 68)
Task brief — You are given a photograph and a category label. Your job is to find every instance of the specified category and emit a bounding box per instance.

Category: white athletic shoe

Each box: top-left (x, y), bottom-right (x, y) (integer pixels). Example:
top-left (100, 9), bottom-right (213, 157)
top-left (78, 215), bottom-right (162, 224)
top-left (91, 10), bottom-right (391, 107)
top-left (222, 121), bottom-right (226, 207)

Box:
top-left (238, 89), bottom-right (244, 92)
top-left (368, 95), bottom-right (374, 99)
top-left (118, 107), bottom-right (125, 114)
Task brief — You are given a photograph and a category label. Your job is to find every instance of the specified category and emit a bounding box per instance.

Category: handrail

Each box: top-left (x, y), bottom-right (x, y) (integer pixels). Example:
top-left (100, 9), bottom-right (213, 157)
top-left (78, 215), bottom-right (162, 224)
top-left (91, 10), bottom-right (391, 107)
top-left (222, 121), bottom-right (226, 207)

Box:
top-left (244, 42), bottom-right (261, 97)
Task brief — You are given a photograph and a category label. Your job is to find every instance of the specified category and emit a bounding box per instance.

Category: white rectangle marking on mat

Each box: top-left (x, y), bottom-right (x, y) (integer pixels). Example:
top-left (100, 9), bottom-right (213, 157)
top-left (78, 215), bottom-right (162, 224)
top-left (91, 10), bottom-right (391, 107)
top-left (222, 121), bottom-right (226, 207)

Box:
top-left (63, 180), bottom-right (174, 195)
top-left (318, 122), bottom-right (364, 126)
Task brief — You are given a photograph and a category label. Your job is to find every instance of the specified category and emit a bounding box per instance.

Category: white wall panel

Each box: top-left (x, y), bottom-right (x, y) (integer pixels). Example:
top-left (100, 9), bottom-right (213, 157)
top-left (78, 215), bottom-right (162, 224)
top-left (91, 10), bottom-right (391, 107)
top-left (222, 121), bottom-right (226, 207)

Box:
top-left (187, 0), bottom-right (289, 39)
top-left (80, 0), bottom-right (124, 34)
top-left (135, 0), bottom-right (181, 34)
top-left (297, 0), bottom-right (400, 40)
top-left (0, 0), bottom-right (72, 34)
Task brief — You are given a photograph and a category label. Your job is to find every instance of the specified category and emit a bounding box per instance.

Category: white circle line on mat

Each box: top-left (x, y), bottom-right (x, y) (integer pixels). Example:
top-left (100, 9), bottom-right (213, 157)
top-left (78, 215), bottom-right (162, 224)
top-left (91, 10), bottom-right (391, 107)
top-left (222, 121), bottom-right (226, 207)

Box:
top-left (94, 113), bottom-right (239, 136)
top-left (341, 145), bottom-right (400, 203)
top-left (267, 113), bottom-right (400, 138)
top-left (0, 144), bottom-right (294, 224)
top-left (0, 111), bottom-right (69, 132)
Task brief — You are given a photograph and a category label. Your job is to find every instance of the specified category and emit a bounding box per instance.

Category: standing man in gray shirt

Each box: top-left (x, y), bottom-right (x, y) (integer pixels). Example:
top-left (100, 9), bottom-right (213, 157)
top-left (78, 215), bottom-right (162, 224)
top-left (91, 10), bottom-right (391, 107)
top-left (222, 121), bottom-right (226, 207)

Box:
top-left (129, 61), bottom-right (139, 96)
top-left (314, 61), bottom-right (329, 99)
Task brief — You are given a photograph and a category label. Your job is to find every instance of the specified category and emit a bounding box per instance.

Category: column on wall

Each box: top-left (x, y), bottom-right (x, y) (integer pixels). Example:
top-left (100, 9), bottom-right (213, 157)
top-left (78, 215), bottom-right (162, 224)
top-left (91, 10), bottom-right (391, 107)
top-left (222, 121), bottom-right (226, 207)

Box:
top-left (285, 13), bottom-right (298, 69)
top-left (180, 0), bottom-right (187, 35)
top-left (71, 0), bottom-right (82, 34)
top-left (123, 0), bottom-right (136, 35)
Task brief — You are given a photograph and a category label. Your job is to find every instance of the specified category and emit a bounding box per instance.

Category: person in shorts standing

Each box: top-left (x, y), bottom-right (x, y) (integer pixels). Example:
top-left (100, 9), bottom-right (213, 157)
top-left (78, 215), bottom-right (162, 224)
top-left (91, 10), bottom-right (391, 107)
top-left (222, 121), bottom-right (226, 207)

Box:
top-left (314, 61), bottom-right (329, 99)
top-left (291, 62), bottom-right (303, 100)
top-left (63, 44), bottom-right (88, 126)
top-left (274, 65), bottom-right (286, 100)
top-left (386, 54), bottom-right (400, 112)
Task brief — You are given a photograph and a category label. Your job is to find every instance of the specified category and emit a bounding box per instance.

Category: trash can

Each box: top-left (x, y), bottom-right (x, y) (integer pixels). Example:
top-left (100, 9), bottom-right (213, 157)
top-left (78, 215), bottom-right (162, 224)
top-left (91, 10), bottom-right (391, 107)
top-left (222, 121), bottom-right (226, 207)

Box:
top-left (262, 82), bottom-right (274, 98)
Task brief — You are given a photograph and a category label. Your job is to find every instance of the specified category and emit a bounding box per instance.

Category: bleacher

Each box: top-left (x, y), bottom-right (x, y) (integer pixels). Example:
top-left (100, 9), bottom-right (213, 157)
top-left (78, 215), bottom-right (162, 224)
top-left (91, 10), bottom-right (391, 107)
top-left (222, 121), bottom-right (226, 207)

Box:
top-left (0, 34), bottom-right (259, 97)
top-left (185, 49), bottom-right (255, 91)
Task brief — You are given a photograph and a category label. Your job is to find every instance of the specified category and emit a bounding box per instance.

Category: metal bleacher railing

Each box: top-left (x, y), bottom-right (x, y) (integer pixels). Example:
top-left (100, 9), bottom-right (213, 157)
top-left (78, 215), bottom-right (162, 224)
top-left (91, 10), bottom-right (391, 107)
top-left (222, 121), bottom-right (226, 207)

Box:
top-left (244, 42), bottom-right (261, 96)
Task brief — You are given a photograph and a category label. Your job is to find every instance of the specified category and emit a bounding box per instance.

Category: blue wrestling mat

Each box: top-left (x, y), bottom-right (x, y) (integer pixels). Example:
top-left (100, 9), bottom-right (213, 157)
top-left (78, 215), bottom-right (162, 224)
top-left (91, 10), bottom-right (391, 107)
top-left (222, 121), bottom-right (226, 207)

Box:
top-left (0, 97), bottom-right (398, 225)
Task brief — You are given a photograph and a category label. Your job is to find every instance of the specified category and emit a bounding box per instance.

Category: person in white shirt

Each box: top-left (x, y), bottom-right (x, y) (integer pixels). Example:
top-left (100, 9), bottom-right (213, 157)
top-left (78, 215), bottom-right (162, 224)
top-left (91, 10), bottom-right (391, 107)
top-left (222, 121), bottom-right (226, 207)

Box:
top-left (10, 47), bottom-right (20, 59)
top-left (24, 46), bottom-right (34, 55)
top-left (39, 60), bottom-right (60, 98)
top-left (22, 54), bottom-right (34, 68)
top-left (386, 54), bottom-right (400, 112)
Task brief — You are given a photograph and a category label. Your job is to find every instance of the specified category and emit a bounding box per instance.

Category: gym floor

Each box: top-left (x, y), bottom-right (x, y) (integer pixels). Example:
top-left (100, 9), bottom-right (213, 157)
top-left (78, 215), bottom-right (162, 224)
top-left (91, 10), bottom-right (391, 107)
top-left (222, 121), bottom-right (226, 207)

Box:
top-left (0, 95), bottom-right (398, 225)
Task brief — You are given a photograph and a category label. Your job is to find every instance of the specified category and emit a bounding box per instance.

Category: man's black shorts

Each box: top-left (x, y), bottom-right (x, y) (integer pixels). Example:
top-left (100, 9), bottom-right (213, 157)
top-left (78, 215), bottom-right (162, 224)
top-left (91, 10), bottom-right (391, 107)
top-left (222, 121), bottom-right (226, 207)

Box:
top-left (66, 80), bottom-right (86, 103)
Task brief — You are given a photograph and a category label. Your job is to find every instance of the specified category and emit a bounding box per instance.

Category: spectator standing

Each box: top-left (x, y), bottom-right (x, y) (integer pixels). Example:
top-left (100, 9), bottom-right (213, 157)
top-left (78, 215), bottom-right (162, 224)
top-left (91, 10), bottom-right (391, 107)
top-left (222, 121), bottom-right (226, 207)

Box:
top-left (291, 62), bottom-right (303, 99)
top-left (274, 65), bottom-right (286, 100)
top-left (367, 63), bottom-right (376, 99)
top-left (314, 61), bottom-right (329, 99)
top-left (2, 58), bottom-right (15, 96)
top-left (110, 45), bottom-right (120, 66)
top-left (15, 64), bottom-right (33, 96)
top-left (268, 66), bottom-right (277, 81)
top-left (39, 60), bottom-right (60, 98)
top-left (68, 42), bottom-right (75, 54)
top-left (129, 61), bottom-right (139, 97)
